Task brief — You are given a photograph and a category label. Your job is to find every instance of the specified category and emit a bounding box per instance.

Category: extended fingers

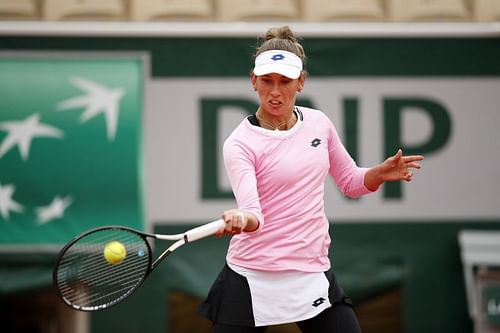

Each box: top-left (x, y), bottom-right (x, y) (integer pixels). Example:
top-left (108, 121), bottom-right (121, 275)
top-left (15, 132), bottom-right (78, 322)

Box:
top-left (400, 155), bottom-right (424, 181)
top-left (402, 155), bottom-right (424, 163)
top-left (404, 155), bottom-right (424, 170)
top-left (402, 155), bottom-right (424, 171)
top-left (406, 161), bottom-right (422, 169)
top-left (402, 161), bottom-right (423, 181)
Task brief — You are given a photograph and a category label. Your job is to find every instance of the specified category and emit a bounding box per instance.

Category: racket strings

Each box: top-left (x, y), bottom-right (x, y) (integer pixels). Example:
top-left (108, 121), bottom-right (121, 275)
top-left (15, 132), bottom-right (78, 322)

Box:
top-left (55, 229), bottom-right (150, 311)
top-left (59, 255), bottom-right (145, 307)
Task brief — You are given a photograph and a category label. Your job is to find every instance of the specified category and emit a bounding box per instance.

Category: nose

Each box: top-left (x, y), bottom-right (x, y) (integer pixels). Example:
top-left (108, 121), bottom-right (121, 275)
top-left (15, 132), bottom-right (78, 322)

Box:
top-left (270, 82), bottom-right (280, 96)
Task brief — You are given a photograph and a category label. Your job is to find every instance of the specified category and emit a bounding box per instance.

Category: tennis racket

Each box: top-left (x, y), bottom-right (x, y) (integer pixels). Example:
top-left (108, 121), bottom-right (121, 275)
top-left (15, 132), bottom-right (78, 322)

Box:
top-left (53, 219), bottom-right (224, 311)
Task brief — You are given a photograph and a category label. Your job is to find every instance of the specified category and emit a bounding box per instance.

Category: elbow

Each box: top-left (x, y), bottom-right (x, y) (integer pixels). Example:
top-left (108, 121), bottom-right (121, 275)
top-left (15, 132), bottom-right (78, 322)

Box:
top-left (343, 187), bottom-right (364, 199)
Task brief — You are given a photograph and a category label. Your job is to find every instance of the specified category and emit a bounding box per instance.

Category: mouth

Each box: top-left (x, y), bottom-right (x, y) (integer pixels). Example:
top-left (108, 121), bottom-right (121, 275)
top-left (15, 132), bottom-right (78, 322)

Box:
top-left (268, 100), bottom-right (282, 107)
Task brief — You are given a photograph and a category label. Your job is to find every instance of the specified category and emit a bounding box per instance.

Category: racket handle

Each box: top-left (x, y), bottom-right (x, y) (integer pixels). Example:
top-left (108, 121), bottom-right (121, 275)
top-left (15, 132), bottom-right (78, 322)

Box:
top-left (185, 219), bottom-right (225, 242)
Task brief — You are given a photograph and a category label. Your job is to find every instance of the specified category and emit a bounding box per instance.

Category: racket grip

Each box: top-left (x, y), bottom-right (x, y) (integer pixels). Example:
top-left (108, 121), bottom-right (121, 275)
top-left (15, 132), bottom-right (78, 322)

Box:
top-left (185, 219), bottom-right (225, 242)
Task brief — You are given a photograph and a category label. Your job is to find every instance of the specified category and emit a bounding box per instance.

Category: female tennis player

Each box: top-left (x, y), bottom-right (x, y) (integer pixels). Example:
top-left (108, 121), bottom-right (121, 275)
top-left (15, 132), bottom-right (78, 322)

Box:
top-left (198, 26), bottom-right (424, 333)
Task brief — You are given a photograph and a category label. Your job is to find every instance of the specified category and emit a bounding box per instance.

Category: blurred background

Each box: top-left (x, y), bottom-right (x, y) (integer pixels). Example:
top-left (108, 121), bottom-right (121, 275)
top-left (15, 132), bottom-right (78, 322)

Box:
top-left (1, 0), bottom-right (500, 332)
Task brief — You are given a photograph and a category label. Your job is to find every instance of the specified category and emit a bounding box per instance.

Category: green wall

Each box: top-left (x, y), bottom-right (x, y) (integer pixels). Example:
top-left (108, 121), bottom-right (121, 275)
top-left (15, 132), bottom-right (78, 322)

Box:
top-left (1, 36), bottom-right (500, 77)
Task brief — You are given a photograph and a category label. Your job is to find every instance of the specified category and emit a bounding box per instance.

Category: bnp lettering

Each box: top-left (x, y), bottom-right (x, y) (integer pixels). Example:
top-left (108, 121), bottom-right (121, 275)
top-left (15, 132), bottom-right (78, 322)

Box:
top-left (200, 97), bottom-right (451, 200)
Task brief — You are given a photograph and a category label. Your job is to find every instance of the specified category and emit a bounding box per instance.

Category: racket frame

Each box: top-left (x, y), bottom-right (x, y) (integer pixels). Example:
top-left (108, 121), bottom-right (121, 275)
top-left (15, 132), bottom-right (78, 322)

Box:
top-left (53, 219), bottom-right (224, 311)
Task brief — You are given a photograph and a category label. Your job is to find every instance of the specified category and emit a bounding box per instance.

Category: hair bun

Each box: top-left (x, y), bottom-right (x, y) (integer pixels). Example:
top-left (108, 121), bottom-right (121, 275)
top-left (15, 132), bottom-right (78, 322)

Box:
top-left (265, 26), bottom-right (297, 43)
top-left (255, 26), bottom-right (306, 68)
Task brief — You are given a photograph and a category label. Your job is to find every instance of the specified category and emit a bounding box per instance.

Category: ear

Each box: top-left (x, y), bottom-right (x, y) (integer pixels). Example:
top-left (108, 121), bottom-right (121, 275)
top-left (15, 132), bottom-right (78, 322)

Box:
top-left (297, 73), bottom-right (306, 92)
top-left (250, 73), bottom-right (257, 91)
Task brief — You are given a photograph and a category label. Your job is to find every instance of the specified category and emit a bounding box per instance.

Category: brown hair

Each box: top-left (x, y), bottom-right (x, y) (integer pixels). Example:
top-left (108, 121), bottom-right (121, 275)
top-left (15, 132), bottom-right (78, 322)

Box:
top-left (254, 26), bottom-right (306, 67)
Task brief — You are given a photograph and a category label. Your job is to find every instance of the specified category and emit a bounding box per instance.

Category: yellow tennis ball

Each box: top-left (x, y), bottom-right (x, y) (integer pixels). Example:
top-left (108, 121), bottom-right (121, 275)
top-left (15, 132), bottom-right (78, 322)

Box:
top-left (104, 241), bottom-right (127, 265)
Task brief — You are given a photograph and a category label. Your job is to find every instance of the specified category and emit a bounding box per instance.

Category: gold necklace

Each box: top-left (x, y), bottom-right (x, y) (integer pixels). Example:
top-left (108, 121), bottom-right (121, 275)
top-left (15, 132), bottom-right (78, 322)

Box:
top-left (256, 110), bottom-right (296, 131)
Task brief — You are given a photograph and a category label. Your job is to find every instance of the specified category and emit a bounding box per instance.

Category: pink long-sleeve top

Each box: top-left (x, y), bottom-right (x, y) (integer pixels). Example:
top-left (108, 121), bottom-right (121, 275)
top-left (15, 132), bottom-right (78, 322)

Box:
top-left (223, 106), bottom-right (372, 272)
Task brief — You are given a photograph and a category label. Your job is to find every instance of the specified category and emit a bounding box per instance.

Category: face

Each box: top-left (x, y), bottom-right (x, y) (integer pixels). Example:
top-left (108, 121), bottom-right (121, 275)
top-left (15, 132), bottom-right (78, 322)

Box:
top-left (251, 72), bottom-right (305, 117)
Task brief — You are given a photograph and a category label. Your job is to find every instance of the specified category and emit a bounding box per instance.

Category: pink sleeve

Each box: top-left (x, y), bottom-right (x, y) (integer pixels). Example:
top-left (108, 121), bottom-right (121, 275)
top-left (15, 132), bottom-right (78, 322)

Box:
top-left (223, 138), bottom-right (265, 231)
top-left (327, 121), bottom-right (373, 198)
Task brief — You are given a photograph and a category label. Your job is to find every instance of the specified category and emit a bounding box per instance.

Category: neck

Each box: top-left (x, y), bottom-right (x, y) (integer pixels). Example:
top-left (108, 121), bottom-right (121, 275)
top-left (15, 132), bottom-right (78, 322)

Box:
top-left (256, 108), bottom-right (296, 131)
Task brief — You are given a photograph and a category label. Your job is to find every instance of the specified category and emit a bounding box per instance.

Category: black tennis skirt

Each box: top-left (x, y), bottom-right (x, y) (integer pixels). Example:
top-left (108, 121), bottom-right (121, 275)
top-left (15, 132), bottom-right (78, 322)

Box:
top-left (197, 263), bottom-right (352, 327)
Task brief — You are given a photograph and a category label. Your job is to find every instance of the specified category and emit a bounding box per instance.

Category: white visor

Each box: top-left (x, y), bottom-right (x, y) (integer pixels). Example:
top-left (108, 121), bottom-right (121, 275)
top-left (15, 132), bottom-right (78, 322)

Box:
top-left (253, 50), bottom-right (303, 79)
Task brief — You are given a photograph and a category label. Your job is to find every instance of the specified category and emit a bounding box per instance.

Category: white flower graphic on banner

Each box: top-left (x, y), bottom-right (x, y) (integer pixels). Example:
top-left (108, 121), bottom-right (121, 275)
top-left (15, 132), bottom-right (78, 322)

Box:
top-left (56, 76), bottom-right (125, 140)
top-left (0, 182), bottom-right (24, 220)
top-left (0, 76), bottom-right (127, 224)
top-left (0, 113), bottom-right (63, 161)
top-left (36, 195), bottom-right (73, 225)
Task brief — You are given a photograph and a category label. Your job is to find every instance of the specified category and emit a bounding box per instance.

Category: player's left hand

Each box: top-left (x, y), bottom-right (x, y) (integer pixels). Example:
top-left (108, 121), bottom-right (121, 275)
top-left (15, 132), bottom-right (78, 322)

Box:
top-left (379, 149), bottom-right (424, 182)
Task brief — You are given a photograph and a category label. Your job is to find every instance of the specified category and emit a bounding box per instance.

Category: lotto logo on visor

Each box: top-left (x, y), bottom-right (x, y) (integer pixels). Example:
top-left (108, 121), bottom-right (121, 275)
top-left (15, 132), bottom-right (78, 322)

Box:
top-left (253, 50), bottom-right (303, 79)
top-left (271, 54), bottom-right (285, 61)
